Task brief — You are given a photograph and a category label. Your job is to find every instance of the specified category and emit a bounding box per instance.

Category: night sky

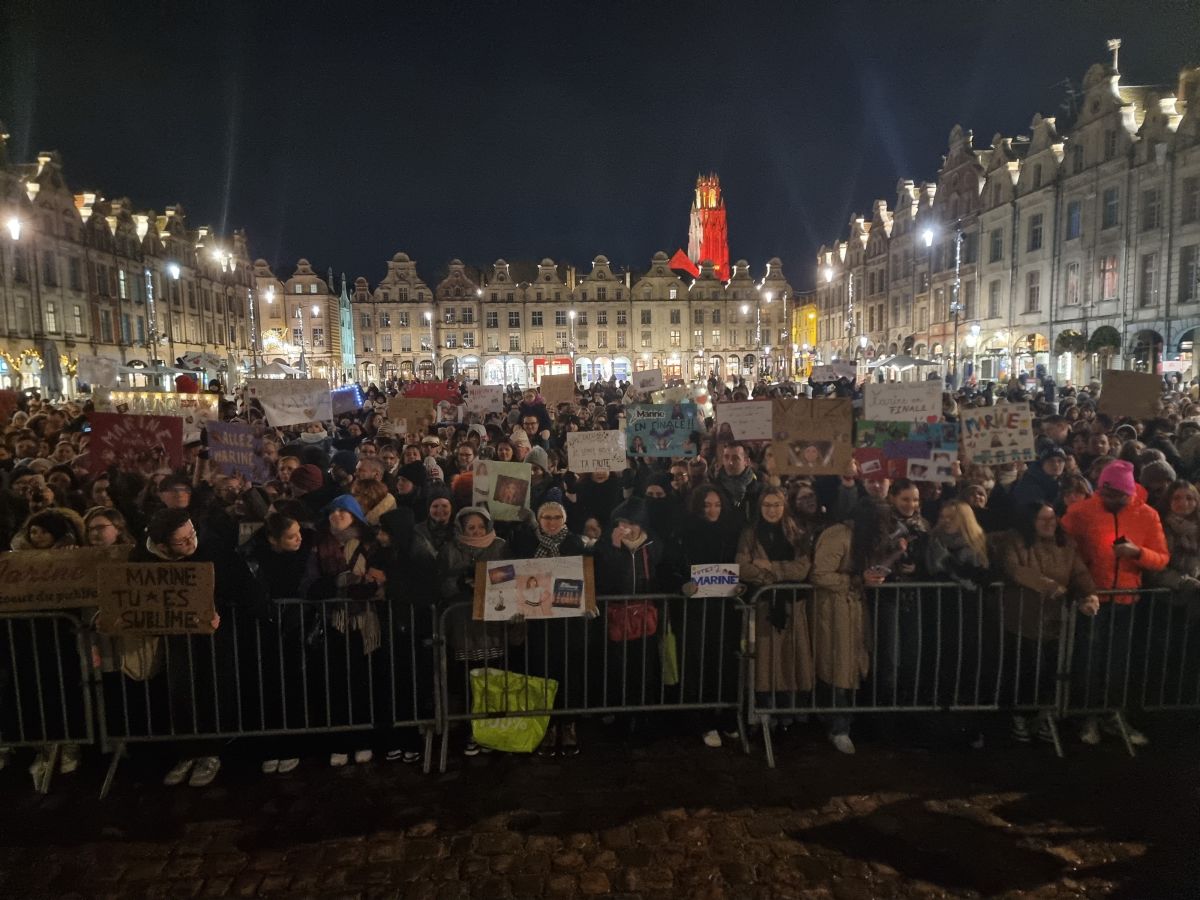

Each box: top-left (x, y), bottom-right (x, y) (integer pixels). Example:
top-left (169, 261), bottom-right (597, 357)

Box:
top-left (3, 1), bottom-right (1198, 289)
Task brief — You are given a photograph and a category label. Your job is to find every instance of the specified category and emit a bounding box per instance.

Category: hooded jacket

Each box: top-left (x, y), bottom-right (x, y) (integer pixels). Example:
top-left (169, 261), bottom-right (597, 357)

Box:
top-left (1061, 491), bottom-right (1169, 602)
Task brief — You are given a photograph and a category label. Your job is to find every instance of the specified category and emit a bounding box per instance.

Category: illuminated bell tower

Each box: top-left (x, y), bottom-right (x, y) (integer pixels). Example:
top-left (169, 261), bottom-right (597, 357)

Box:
top-left (687, 173), bottom-right (730, 279)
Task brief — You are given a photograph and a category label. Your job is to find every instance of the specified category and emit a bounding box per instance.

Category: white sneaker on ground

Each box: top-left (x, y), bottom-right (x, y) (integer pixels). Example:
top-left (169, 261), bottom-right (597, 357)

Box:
top-left (329, 752), bottom-right (349, 767)
top-left (702, 730), bottom-right (722, 748)
top-left (354, 749), bottom-right (373, 764)
top-left (1079, 717), bottom-right (1101, 745)
top-left (463, 740), bottom-right (481, 757)
top-left (1011, 715), bottom-right (1031, 743)
top-left (277, 758), bottom-right (300, 774)
top-left (1101, 714), bottom-right (1149, 746)
top-left (59, 744), bottom-right (81, 775)
top-left (188, 756), bottom-right (220, 787)
top-left (29, 751), bottom-right (50, 787)
top-left (163, 758), bottom-right (194, 786)
top-left (261, 759), bottom-right (279, 774)
top-left (829, 733), bottom-right (856, 755)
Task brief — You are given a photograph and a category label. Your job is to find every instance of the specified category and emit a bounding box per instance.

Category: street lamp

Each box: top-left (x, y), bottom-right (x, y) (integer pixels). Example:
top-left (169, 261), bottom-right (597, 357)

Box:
top-left (425, 310), bottom-right (435, 379)
top-left (167, 262), bottom-right (181, 280)
top-left (6, 217), bottom-right (21, 241)
top-left (922, 228), bottom-right (934, 248)
top-left (568, 309), bottom-right (577, 380)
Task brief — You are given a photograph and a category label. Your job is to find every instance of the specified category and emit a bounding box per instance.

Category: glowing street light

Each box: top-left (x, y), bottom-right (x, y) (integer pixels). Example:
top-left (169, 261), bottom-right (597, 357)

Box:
top-left (167, 262), bottom-right (181, 280)
top-left (823, 266), bottom-right (833, 283)
top-left (922, 228), bottom-right (934, 248)
top-left (6, 217), bottom-right (21, 241)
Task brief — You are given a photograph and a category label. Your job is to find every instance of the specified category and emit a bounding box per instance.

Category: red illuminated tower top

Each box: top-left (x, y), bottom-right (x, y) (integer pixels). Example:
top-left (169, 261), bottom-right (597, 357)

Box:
top-left (687, 173), bottom-right (729, 280)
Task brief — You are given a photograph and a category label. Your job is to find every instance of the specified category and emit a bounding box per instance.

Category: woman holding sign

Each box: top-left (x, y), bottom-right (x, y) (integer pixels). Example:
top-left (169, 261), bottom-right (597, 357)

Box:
top-left (131, 508), bottom-right (265, 788)
top-left (737, 488), bottom-right (815, 726)
top-left (665, 485), bottom-right (744, 749)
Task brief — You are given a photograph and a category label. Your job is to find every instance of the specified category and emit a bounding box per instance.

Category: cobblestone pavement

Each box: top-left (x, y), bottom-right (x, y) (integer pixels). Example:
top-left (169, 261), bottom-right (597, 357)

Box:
top-left (0, 719), bottom-right (1196, 899)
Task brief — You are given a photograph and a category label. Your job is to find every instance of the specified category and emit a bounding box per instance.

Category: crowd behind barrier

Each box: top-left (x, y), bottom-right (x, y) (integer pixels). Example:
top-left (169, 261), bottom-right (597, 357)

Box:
top-left (1, 369), bottom-right (1199, 794)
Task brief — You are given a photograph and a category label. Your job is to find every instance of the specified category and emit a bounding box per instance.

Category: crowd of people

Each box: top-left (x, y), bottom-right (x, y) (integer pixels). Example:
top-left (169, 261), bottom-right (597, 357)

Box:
top-left (0, 368), bottom-right (1196, 789)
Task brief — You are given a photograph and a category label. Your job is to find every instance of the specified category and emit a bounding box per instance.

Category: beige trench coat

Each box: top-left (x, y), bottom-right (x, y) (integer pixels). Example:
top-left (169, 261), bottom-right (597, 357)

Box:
top-left (736, 528), bottom-right (814, 693)
top-left (809, 524), bottom-right (870, 690)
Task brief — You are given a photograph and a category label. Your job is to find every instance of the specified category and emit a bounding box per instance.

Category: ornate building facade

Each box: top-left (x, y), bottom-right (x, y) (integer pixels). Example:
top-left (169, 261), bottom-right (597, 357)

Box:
top-left (688, 173), bottom-right (730, 280)
top-left (348, 251), bottom-right (794, 386)
top-left (814, 45), bottom-right (1200, 385)
top-left (251, 259), bottom-right (355, 384)
top-left (0, 126), bottom-right (255, 395)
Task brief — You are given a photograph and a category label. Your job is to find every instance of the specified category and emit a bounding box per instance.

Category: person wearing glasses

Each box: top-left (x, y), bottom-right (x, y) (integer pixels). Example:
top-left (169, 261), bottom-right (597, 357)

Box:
top-left (130, 508), bottom-right (266, 788)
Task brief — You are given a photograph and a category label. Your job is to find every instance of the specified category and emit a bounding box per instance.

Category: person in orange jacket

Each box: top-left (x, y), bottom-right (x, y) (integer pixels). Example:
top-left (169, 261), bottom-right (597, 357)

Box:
top-left (1061, 459), bottom-right (1167, 747)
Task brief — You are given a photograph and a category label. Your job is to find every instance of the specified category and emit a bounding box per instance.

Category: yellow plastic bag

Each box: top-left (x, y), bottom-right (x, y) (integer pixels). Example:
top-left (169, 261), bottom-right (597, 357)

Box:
top-left (469, 668), bottom-right (558, 753)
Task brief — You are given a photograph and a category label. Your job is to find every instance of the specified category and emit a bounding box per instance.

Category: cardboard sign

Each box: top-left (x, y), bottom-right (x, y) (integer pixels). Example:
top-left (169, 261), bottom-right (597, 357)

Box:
top-left (625, 403), bottom-right (700, 458)
top-left (106, 391), bottom-right (218, 441)
top-left (959, 402), bottom-right (1036, 466)
top-left (0, 546), bottom-right (132, 612)
top-left (472, 460), bottom-right (533, 521)
top-left (465, 385), bottom-right (504, 418)
top-left (631, 369), bottom-right (665, 393)
top-left (87, 412), bottom-right (183, 476)
top-left (771, 398), bottom-right (854, 475)
top-left (474, 556), bottom-right (596, 621)
top-left (331, 385), bottom-right (364, 415)
top-left (387, 397), bottom-right (436, 432)
top-left (691, 563), bottom-right (740, 598)
top-left (539, 374), bottom-right (576, 410)
top-left (246, 378), bottom-right (333, 427)
top-left (855, 420), bottom-right (958, 481)
top-left (863, 381), bottom-right (944, 423)
top-left (715, 400), bottom-right (774, 443)
top-left (96, 563), bottom-right (216, 636)
top-left (1099, 370), bottom-right (1162, 420)
top-left (566, 430), bottom-right (628, 473)
top-left (207, 420), bottom-right (274, 483)
top-left (810, 362), bottom-right (858, 383)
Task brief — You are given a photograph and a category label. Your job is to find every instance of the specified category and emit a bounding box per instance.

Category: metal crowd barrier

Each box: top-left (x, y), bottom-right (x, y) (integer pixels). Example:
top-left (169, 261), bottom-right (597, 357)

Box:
top-left (3, 584), bottom-right (1199, 794)
top-left (95, 597), bottom-right (439, 797)
top-left (1059, 587), bottom-right (1197, 755)
top-left (435, 594), bottom-right (751, 773)
top-left (0, 611), bottom-right (96, 793)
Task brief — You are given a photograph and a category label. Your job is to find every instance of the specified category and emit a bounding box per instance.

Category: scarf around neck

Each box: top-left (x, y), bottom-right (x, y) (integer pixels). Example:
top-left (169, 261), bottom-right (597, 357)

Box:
top-left (458, 529), bottom-right (497, 550)
top-left (535, 527), bottom-right (569, 558)
top-left (718, 467), bottom-right (755, 505)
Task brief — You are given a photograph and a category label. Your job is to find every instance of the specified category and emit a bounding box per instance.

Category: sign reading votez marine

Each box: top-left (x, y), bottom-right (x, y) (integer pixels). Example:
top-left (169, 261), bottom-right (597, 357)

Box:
top-left (0, 546), bottom-right (132, 613)
top-left (96, 562), bottom-right (216, 636)
top-left (863, 381), bottom-right (944, 423)
top-left (245, 378), bottom-right (333, 427)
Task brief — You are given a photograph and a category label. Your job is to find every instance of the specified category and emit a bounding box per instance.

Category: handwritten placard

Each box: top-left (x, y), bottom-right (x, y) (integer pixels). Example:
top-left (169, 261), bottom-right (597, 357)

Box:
top-left (465, 385), bottom-right (504, 418)
top-left (386, 397), bottom-right (436, 432)
top-left (87, 412), bottom-right (183, 476)
top-left (863, 381), bottom-right (943, 423)
top-left (106, 391), bottom-right (219, 441)
top-left (331, 385), bottom-right (363, 415)
top-left (539, 374), bottom-right (576, 410)
top-left (959, 402), bottom-right (1036, 466)
top-left (772, 398), bottom-right (854, 475)
top-left (245, 378), bottom-right (333, 427)
top-left (691, 563), bottom-right (740, 598)
top-left (625, 403), bottom-right (700, 458)
top-left (0, 546), bottom-right (132, 612)
top-left (207, 420), bottom-right (274, 483)
top-left (566, 430), bottom-right (628, 473)
top-left (1099, 370), bottom-right (1162, 420)
top-left (631, 369), bottom-right (665, 393)
top-left (96, 563), bottom-right (216, 636)
top-left (715, 400), bottom-right (773, 442)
